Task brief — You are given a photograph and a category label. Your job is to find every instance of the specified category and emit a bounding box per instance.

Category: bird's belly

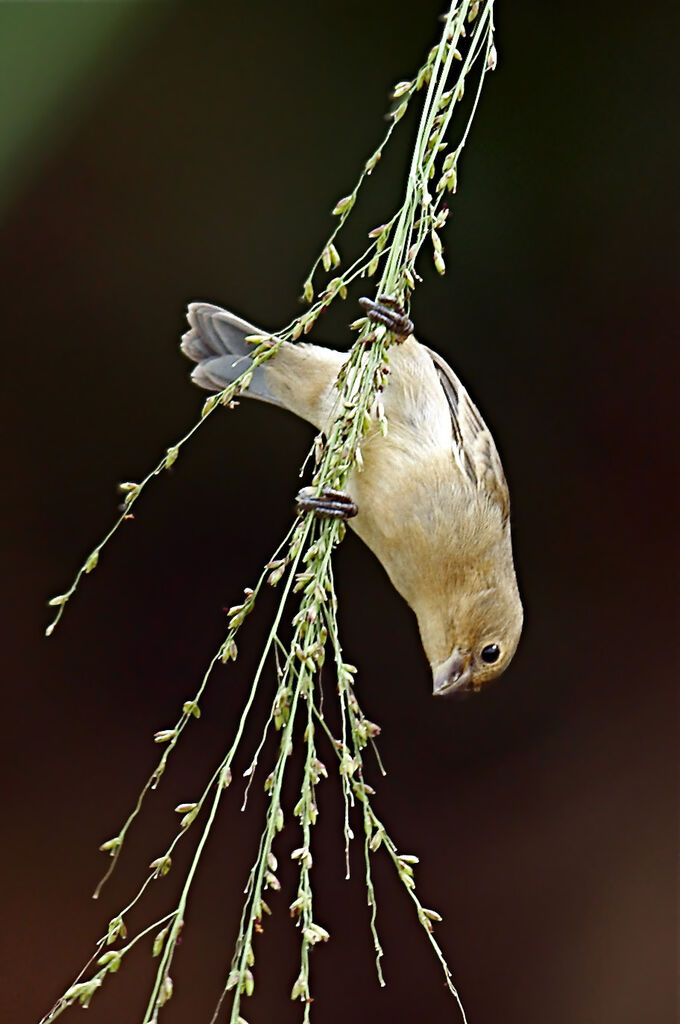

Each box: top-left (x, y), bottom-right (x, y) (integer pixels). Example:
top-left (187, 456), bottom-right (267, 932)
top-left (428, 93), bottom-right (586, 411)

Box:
top-left (345, 439), bottom-right (465, 605)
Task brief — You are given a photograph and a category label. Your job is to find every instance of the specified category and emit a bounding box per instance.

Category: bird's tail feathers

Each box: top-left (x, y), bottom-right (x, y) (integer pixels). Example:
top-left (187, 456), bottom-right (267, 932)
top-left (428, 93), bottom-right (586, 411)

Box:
top-left (181, 302), bottom-right (282, 406)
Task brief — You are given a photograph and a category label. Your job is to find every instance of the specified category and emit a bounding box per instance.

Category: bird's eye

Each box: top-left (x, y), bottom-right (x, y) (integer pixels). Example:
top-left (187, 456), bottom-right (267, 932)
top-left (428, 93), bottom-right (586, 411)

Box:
top-left (481, 643), bottom-right (500, 664)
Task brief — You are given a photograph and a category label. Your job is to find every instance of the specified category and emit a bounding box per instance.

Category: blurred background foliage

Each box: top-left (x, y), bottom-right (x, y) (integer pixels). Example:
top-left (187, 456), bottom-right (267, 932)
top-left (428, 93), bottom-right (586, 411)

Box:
top-left (0, 2), bottom-right (157, 213)
top-left (0, 3), bottom-right (675, 1023)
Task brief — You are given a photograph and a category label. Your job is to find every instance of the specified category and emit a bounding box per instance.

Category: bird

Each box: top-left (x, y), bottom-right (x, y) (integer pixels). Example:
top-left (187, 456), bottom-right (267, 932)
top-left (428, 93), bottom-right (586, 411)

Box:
top-left (180, 299), bottom-right (523, 697)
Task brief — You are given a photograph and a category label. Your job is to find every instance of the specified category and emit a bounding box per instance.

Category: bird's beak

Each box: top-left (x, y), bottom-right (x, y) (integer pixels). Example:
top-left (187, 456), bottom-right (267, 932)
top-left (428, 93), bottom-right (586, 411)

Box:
top-left (432, 648), bottom-right (474, 697)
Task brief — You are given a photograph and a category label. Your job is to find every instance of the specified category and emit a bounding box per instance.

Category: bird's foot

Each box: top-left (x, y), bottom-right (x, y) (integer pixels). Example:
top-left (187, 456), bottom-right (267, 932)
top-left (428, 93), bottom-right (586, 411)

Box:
top-left (358, 294), bottom-right (414, 341)
top-left (295, 487), bottom-right (358, 520)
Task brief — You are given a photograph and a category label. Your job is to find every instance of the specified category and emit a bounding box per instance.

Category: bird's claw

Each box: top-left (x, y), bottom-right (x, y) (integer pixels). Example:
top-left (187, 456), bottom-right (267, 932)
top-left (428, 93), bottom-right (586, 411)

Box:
top-left (358, 294), bottom-right (414, 340)
top-left (295, 487), bottom-right (358, 521)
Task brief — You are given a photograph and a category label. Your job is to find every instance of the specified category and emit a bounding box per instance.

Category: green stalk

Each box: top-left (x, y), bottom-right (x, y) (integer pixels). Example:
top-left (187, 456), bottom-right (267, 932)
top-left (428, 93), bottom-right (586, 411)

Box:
top-left (41, 5), bottom-right (498, 1023)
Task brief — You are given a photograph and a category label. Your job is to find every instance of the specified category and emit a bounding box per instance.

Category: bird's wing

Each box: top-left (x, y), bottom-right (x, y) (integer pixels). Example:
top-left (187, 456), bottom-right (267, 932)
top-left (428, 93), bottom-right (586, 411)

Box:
top-left (424, 345), bottom-right (511, 524)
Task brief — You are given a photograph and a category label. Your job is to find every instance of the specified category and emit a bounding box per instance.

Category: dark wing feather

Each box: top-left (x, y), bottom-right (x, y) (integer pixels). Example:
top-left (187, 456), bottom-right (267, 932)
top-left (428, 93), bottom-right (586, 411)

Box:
top-left (424, 345), bottom-right (510, 524)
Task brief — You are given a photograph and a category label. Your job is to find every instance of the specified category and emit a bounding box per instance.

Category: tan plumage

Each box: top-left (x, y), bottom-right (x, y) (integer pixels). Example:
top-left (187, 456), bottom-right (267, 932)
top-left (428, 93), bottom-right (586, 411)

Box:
top-left (181, 302), bottom-right (523, 696)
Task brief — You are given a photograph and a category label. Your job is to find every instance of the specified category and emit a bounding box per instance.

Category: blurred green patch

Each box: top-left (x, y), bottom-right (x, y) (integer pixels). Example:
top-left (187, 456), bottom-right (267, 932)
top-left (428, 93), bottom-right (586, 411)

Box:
top-left (0, 1), bottom-right (167, 215)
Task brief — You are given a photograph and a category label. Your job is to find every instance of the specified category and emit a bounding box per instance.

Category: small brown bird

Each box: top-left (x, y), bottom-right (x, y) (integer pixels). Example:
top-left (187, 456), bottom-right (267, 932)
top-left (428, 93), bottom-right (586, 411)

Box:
top-left (181, 300), bottom-right (523, 697)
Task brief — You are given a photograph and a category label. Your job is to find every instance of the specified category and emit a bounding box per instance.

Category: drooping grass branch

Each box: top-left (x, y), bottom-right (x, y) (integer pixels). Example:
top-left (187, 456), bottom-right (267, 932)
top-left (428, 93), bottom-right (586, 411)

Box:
top-left (42, 4), bottom-right (496, 1022)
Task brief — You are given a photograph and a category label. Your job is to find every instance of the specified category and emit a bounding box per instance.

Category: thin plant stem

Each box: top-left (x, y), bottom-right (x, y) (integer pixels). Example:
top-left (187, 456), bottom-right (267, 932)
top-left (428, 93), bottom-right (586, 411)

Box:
top-left (41, 5), bottom-right (497, 1022)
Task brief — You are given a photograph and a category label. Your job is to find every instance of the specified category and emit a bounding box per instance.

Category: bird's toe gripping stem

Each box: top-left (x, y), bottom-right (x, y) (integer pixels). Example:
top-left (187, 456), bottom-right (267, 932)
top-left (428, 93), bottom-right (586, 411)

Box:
top-left (295, 487), bottom-right (358, 521)
top-left (358, 294), bottom-right (414, 341)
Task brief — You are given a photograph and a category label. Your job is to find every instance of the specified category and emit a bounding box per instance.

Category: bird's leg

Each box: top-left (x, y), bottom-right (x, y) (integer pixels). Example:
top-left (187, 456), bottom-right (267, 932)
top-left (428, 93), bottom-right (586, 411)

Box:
top-left (358, 294), bottom-right (414, 341)
top-left (295, 487), bottom-right (358, 520)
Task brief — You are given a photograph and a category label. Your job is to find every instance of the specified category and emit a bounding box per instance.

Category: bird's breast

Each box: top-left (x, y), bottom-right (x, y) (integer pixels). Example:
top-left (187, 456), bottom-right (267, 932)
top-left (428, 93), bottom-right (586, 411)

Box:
top-left (346, 439), bottom-right (484, 606)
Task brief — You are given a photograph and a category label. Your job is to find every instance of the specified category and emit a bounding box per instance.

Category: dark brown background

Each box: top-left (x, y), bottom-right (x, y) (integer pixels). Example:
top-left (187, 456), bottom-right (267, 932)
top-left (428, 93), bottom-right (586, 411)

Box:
top-left (1, 2), bottom-right (676, 1022)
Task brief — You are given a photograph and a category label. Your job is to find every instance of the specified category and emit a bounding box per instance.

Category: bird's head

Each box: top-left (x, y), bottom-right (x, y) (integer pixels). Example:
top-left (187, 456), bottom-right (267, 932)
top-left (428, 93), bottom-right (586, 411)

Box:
top-left (416, 567), bottom-right (524, 698)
